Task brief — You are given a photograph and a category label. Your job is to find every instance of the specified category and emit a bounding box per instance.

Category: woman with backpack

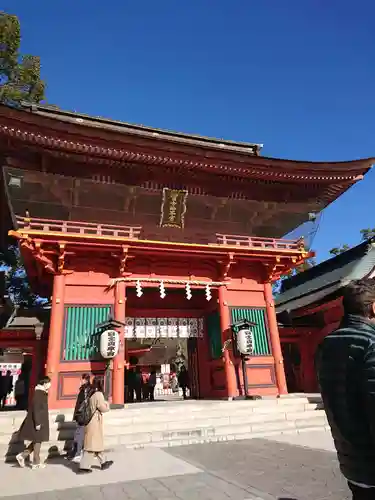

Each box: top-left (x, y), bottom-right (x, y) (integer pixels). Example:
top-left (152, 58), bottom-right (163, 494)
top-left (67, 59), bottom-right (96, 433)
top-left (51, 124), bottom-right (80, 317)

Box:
top-left (79, 376), bottom-right (113, 474)
top-left (70, 373), bottom-right (91, 463)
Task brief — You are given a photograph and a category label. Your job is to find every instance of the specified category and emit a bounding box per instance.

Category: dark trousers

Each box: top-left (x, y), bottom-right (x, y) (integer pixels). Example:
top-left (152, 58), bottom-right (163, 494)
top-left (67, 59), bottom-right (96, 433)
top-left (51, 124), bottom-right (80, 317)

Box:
top-left (348, 482), bottom-right (375, 499)
top-left (135, 384), bottom-right (141, 402)
top-left (147, 385), bottom-right (155, 401)
top-left (142, 385), bottom-right (149, 401)
top-left (22, 442), bottom-right (41, 465)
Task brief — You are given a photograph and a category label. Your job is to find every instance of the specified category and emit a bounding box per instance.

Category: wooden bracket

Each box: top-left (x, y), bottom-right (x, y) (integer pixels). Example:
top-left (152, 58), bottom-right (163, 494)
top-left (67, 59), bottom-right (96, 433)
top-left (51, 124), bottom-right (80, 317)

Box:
top-left (218, 252), bottom-right (235, 280)
top-left (263, 256), bottom-right (283, 282)
top-left (30, 240), bottom-right (56, 274)
top-left (119, 245), bottom-right (134, 276)
top-left (57, 243), bottom-right (66, 273)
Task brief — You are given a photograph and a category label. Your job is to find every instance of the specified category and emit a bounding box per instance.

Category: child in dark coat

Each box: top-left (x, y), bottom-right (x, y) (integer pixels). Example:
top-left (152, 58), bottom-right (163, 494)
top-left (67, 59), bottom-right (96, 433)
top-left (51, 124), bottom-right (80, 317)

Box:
top-left (16, 376), bottom-right (51, 469)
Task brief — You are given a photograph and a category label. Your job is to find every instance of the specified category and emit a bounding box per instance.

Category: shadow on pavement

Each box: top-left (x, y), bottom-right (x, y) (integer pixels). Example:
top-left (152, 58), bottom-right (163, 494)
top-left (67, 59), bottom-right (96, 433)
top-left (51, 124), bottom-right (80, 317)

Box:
top-left (45, 454), bottom-right (81, 474)
top-left (166, 437), bottom-right (350, 500)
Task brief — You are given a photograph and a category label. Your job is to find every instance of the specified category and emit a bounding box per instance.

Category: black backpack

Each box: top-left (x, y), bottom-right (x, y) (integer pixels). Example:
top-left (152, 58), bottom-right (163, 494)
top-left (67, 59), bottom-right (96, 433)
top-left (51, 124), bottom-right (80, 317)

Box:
top-left (74, 388), bottom-right (93, 425)
top-left (75, 395), bottom-right (92, 426)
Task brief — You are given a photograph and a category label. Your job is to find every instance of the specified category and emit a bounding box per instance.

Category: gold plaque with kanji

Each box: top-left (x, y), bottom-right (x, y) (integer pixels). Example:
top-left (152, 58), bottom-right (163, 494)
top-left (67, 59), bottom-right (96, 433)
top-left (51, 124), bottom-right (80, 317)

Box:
top-left (160, 188), bottom-right (188, 229)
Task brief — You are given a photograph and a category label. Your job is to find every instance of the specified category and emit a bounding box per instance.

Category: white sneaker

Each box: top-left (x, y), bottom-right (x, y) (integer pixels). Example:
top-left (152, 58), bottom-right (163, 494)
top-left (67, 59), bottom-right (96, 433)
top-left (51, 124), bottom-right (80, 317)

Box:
top-left (31, 463), bottom-right (46, 470)
top-left (16, 453), bottom-right (25, 468)
top-left (72, 455), bottom-right (81, 464)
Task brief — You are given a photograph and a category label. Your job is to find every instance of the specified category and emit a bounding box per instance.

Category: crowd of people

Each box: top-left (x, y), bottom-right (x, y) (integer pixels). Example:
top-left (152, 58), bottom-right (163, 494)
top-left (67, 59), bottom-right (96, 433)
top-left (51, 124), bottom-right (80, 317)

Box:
top-left (8, 277), bottom-right (375, 498)
top-left (15, 373), bottom-right (113, 473)
top-left (13, 364), bottom-right (191, 472)
top-left (126, 365), bottom-right (190, 403)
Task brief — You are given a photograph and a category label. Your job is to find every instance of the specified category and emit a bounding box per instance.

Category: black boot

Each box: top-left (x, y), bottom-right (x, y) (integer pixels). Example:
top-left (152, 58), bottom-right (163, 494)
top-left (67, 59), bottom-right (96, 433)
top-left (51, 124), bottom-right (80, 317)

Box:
top-left (101, 460), bottom-right (114, 471)
top-left (67, 442), bottom-right (77, 460)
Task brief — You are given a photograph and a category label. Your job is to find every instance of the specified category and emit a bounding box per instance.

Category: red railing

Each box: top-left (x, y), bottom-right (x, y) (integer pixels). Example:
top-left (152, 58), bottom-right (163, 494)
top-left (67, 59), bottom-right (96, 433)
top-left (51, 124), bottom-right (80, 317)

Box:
top-left (16, 216), bottom-right (142, 240)
top-left (14, 215), bottom-right (304, 251)
top-left (215, 233), bottom-right (304, 251)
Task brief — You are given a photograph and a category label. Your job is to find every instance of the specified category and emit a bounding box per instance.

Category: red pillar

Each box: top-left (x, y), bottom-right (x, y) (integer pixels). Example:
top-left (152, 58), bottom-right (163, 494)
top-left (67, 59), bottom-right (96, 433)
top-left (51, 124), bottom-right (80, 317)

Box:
top-left (112, 280), bottom-right (126, 407)
top-left (218, 285), bottom-right (237, 400)
top-left (264, 282), bottom-right (288, 395)
top-left (46, 274), bottom-right (66, 406)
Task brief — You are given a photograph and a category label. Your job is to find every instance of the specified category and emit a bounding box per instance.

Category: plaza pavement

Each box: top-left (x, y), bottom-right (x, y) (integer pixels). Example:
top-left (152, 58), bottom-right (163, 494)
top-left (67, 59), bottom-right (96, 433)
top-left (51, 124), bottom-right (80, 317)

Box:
top-left (0, 430), bottom-right (351, 500)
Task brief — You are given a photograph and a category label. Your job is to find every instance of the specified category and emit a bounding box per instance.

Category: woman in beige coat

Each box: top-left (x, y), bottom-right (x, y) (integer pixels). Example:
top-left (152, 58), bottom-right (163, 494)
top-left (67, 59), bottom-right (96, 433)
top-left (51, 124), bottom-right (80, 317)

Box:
top-left (79, 377), bottom-right (113, 473)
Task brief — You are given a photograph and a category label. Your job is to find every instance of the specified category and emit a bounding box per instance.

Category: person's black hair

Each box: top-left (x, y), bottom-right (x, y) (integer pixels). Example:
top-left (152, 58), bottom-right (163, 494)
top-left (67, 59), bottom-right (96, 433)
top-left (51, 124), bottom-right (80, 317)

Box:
top-left (342, 279), bottom-right (375, 317)
top-left (38, 376), bottom-right (51, 385)
top-left (81, 373), bottom-right (90, 382)
top-left (92, 376), bottom-right (104, 392)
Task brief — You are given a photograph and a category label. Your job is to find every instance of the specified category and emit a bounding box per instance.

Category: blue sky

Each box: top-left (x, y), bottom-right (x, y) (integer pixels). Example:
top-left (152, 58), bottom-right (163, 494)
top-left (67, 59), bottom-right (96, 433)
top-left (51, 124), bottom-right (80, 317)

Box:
top-left (4, 0), bottom-right (375, 262)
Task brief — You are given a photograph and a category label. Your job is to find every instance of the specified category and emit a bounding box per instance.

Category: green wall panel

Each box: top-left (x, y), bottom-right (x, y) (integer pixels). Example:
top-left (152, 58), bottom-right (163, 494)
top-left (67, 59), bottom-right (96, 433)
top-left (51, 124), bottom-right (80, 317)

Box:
top-left (206, 311), bottom-right (222, 359)
top-left (63, 305), bottom-right (111, 361)
top-left (230, 307), bottom-right (271, 356)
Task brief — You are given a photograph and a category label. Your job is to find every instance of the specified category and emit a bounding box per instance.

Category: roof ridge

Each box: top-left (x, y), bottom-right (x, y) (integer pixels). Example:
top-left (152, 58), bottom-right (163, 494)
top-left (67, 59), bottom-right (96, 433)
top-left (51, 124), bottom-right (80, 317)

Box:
top-left (18, 102), bottom-right (263, 152)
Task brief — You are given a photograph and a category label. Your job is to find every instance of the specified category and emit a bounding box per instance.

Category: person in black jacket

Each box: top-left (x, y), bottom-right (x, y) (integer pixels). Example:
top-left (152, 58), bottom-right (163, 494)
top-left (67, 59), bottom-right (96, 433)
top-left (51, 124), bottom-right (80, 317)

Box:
top-left (70, 373), bottom-right (91, 462)
top-left (317, 279), bottom-right (375, 499)
top-left (16, 376), bottom-right (51, 470)
top-left (178, 365), bottom-right (189, 400)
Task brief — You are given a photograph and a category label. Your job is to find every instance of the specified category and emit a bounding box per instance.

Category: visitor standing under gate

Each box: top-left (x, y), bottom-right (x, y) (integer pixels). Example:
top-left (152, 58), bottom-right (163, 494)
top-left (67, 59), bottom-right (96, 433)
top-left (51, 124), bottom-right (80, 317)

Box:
top-left (148, 370), bottom-right (157, 401)
top-left (178, 366), bottom-right (189, 400)
top-left (1, 370), bottom-right (13, 409)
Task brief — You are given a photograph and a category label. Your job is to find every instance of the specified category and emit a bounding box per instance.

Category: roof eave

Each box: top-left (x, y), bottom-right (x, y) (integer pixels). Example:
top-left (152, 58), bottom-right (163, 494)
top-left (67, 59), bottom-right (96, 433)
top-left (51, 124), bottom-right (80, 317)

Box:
top-left (20, 102), bottom-right (263, 155)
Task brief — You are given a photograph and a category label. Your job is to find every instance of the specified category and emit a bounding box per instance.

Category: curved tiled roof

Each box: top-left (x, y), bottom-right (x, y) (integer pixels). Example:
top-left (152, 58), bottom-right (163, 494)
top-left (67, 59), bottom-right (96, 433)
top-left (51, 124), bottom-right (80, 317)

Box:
top-left (0, 103), bottom-right (372, 185)
top-left (276, 239), bottom-right (375, 313)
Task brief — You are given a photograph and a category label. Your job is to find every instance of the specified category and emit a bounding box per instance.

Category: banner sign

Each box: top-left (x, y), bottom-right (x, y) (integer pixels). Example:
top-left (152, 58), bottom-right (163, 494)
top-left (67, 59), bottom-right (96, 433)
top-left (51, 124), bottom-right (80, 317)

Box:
top-left (125, 317), bottom-right (204, 339)
top-left (160, 188), bottom-right (188, 229)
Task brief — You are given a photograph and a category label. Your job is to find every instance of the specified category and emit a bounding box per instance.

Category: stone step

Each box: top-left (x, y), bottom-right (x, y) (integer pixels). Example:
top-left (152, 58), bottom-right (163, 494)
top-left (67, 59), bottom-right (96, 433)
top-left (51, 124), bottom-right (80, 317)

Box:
top-left (2, 399), bottom-right (277, 417)
top-left (0, 407), bottom-right (327, 444)
top-left (0, 402), bottom-right (323, 440)
top-left (0, 395), bottom-right (326, 462)
top-left (0, 399), bottom-right (323, 429)
top-left (2, 417), bottom-right (329, 462)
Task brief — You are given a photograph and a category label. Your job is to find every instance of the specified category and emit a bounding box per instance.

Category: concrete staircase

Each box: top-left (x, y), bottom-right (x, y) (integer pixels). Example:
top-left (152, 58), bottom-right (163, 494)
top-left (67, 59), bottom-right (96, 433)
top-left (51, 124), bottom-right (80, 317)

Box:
top-left (0, 394), bottom-right (328, 462)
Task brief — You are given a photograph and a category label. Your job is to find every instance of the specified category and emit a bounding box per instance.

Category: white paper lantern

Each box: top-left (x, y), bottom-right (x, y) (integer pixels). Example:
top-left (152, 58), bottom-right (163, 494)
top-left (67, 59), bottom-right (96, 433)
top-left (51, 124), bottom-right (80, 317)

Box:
top-left (100, 329), bottom-right (120, 359)
top-left (236, 328), bottom-right (254, 356)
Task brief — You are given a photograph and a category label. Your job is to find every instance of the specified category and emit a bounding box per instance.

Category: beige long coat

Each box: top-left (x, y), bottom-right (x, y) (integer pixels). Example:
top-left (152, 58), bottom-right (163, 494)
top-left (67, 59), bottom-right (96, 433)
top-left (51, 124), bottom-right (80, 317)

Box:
top-left (84, 391), bottom-right (109, 453)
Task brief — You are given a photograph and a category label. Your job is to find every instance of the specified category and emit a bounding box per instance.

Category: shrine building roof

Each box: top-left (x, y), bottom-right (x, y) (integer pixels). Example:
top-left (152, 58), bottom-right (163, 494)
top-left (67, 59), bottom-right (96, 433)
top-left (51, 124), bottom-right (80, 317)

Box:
top-left (0, 103), bottom-right (374, 240)
top-left (276, 239), bottom-right (375, 313)
top-left (0, 102), bottom-right (372, 185)
top-left (20, 102), bottom-right (264, 156)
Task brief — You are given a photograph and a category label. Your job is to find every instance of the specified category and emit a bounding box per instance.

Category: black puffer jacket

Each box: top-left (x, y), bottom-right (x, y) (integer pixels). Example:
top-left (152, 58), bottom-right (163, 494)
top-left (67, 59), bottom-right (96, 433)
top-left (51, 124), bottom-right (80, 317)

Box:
top-left (317, 315), bottom-right (375, 486)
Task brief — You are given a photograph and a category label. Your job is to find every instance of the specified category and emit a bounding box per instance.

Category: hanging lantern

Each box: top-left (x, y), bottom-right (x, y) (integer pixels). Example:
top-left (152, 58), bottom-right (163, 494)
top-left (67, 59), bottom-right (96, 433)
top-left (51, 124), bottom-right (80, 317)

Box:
top-left (205, 284), bottom-right (212, 301)
top-left (136, 280), bottom-right (143, 298)
top-left (185, 282), bottom-right (192, 300)
top-left (160, 280), bottom-right (166, 299)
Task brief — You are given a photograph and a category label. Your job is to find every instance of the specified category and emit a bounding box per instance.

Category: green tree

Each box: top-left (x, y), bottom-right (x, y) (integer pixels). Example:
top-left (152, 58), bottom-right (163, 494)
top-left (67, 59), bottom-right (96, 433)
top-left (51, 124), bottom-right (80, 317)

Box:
top-left (0, 246), bottom-right (39, 307)
top-left (329, 227), bottom-right (375, 256)
top-left (0, 12), bottom-right (46, 306)
top-left (329, 244), bottom-right (351, 256)
top-left (360, 228), bottom-right (375, 241)
top-left (0, 12), bottom-right (45, 107)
